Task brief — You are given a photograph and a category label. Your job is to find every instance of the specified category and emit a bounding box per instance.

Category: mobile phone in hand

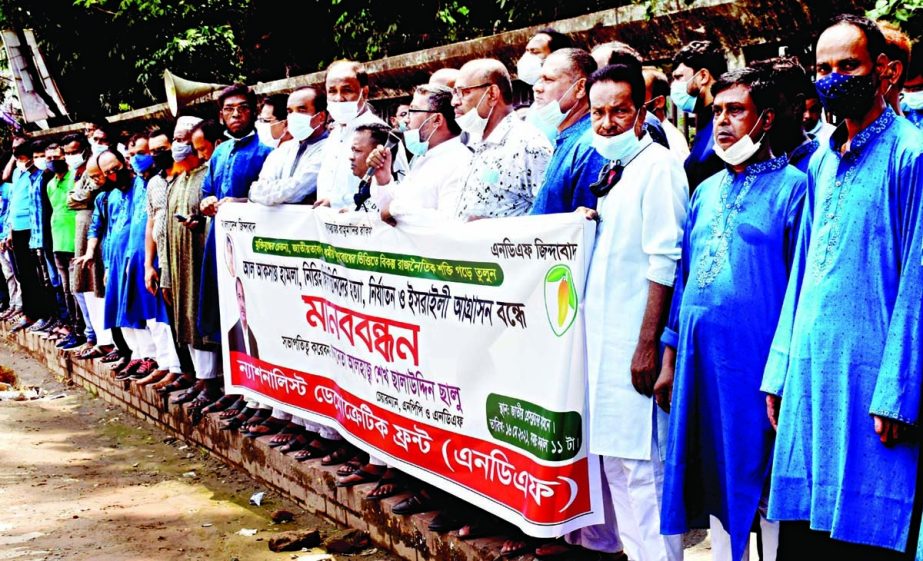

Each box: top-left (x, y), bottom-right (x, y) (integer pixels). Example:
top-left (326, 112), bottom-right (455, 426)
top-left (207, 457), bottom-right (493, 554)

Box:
top-left (174, 213), bottom-right (188, 222)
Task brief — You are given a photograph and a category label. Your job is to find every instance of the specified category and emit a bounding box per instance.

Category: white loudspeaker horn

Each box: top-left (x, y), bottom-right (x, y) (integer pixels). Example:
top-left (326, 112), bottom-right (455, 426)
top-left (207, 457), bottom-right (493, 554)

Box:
top-left (164, 70), bottom-right (226, 116)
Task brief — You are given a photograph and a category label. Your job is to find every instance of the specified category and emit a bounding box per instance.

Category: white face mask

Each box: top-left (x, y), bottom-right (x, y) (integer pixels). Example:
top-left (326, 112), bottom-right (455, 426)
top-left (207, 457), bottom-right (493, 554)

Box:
top-left (255, 120), bottom-right (284, 148)
top-left (16, 161), bottom-right (28, 171)
top-left (713, 112), bottom-right (766, 166)
top-left (90, 142), bottom-right (107, 155)
top-left (901, 90), bottom-right (923, 110)
top-left (591, 110), bottom-right (642, 163)
top-left (455, 89), bottom-right (493, 142)
top-left (65, 153), bottom-right (86, 169)
top-left (33, 157), bottom-right (48, 171)
top-left (517, 53), bottom-right (543, 86)
top-left (287, 112), bottom-right (318, 141)
top-left (327, 93), bottom-right (365, 124)
top-left (527, 81), bottom-right (580, 141)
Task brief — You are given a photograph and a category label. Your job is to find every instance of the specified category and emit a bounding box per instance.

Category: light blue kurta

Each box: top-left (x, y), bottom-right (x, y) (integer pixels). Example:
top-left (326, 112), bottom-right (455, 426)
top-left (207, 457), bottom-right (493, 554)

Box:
top-left (121, 175), bottom-right (170, 327)
top-left (761, 108), bottom-right (923, 552)
top-left (660, 155), bottom-right (806, 561)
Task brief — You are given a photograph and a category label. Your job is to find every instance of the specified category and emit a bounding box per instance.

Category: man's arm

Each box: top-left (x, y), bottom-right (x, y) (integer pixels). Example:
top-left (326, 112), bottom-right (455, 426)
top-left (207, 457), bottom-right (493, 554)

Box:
top-left (631, 281), bottom-right (672, 397)
top-left (144, 214), bottom-right (158, 294)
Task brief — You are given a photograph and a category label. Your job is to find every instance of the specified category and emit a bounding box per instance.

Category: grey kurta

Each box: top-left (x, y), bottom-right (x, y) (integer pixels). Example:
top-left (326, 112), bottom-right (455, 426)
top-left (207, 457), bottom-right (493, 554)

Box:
top-left (66, 172), bottom-right (105, 297)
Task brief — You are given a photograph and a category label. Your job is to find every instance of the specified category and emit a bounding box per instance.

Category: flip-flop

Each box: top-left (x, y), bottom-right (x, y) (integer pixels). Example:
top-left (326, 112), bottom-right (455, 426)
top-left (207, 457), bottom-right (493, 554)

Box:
top-left (336, 467), bottom-right (383, 488)
top-left (365, 476), bottom-right (403, 501)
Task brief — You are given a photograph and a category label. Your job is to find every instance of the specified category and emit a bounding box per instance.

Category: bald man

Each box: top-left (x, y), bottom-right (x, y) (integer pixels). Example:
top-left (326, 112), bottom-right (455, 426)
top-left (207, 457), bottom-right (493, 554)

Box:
top-left (451, 58), bottom-right (552, 220)
top-left (429, 68), bottom-right (459, 89)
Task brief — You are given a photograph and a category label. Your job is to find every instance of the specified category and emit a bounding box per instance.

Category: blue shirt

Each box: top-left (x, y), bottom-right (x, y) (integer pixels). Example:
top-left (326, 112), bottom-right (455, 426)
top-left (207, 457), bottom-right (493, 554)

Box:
top-left (761, 108), bottom-right (923, 552)
top-left (28, 170), bottom-right (46, 249)
top-left (661, 156), bottom-right (806, 561)
top-left (198, 132), bottom-right (272, 340)
top-left (787, 137), bottom-right (821, 174)
top-left (684, 104), bottom-right (723, 193)
top-left (530, 115), bottom-right (606, 214)
top-left (8, 168), bottom-right (38, 233)
top-left (0, 182), bottom-right (11, 240)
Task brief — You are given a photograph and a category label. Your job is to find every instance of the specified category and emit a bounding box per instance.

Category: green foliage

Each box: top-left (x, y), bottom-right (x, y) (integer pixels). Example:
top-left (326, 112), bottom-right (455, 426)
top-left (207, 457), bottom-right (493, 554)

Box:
top-left (867, 0), bottom-right (922, 38)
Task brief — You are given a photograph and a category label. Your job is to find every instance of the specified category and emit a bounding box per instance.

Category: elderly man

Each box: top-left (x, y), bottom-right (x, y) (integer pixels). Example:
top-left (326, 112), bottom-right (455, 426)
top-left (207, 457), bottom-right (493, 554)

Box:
top-left (763, 15), bottom-right (923, 559)
top-left (515, 28), bottom-right (573, 85)
top-left (451, 58), bottom-right (552, 220)
top-left (249, 86), bottom-right (330, 205)
top-left (657, 66), bottom-right (807, 561)
top-left (671, 40), bottom-right (728, 191)
top-left (528, 48), bottom-right (606, 215)
top-left (315, 60), bottom-right (406, 211)
top-left (581, 62), bottom-right (687, 561)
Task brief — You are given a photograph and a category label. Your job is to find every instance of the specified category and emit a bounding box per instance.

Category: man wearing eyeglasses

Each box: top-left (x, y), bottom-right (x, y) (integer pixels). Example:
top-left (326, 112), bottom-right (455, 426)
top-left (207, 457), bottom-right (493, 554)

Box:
top-left (451, 58), bottom-right (552, 221)
top-left (197, 84), bottom-right (272, 349)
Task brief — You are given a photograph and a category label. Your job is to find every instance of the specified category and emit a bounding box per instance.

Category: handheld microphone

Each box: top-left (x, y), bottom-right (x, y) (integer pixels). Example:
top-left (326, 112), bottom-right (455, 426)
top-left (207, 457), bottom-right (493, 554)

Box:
top-left (354, 132), bottom-right (401, 211)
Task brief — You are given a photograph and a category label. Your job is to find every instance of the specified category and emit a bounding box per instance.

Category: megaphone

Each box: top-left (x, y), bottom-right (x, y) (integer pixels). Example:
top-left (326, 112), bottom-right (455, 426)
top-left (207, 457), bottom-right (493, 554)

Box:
top-left (164, 70), bottom-right (226, 116)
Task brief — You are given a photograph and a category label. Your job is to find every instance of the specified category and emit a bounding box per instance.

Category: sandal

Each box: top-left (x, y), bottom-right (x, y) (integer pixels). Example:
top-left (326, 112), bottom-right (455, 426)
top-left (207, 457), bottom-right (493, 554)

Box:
top-left (500, 535), bottom-right (540, 557)
top-left (336, 466), bottom-right (384, 488)
top-left (220, 407), bottom-right (257, 431)
top-left (243, 416), bottom-right (287, 439)
top-left (365, 469), bottom-right (403, 501)
top-left (203, 395), bottom-right (241, 415)
top-left (268, 423), bottom-right (302, 448)
top-left (321, 443), bottom-right (357, 466)
top-left (392, 491), bottom-right (436, 515)
top-left (534, 538), bottom-right (580, 558)
top-left (336, 453), bottom-right (369, 477)
top-left (239, 409), bottom-right (271, 433)
top-left (279, 433), bottom-right (309, 454)
top-left (217, 398), bottom-right (246, 419)
top-left (293, 438), bottom-right (334, 461)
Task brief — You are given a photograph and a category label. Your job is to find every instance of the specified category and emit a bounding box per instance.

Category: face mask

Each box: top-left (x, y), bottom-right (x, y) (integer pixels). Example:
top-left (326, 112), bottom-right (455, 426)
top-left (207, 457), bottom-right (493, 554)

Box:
top-left (152, 150), bottom-right (174, 171)
top-left (404, 115), bottom-right (437, 156)
top-left (34, 157), bottom-right (48, 171)
top-left (327, 94), bottom-right (364, 124)
top-left (592, 110), bottom-right (642, 163)
top-left (49, 159), bottom-right (68, 175)
top-left (397, 121), bottom-right (408, 132)
top-left (901, 90), bottom-right (923, 110)
top-left (713, 112), bottom-right (766, 166)
top-left (65, 153), bottom-right (86, 169)
top-left (255, 121), bottom-right (283, 148)
top-left (107, 168), bottom-right (133, 191)
top-left (527, 82), bottom-right (579, 141)
top-left (815, 72), bottom-right (877, 120)
top-left (517, 53), bottom-right (543, 86)
top-left (171, 142), bottom-right (193, 162)
top-left (455, 89), bottom-right (493, 141)
top-left (670, 80), bottom-right (697, 113)
top-left (287, 112), bottom-right (318, 141)
top-left (130, 153), bottom-right (155, 174)
top-left (806, 119), bottom-right (824, 138)
top-left (90, 142), bottom-right (107, 155)
top-left (16, 161), bottom-right (28, 171)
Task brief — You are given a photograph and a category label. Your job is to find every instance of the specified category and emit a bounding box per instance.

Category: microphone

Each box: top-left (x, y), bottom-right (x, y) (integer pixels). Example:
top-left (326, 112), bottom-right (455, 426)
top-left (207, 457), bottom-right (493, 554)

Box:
top-left (354, 132), bottom-right (401, 211)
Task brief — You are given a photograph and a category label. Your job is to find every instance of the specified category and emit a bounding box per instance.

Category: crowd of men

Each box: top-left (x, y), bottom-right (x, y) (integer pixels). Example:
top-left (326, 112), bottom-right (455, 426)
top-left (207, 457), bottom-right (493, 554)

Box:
top-left (1, 12), bottom-right (922, 561)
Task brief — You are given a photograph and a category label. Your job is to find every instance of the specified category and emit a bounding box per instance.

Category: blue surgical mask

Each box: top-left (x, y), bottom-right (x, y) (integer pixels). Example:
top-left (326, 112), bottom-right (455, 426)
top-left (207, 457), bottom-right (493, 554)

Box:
top-left (902, 90), bottom-right (923, 110)
top-left (404, 115), bottom-right (437, 156)
top-left (171, 142), bottom-right (194, 162)
top-left (591, 110), bottom-right (642, 163)
top-left (130, 153), bottom-right (155, 174)
top-left (526, 81), bottom-right (580, 141)
top-left (670, 80), bottom-right (697, 113)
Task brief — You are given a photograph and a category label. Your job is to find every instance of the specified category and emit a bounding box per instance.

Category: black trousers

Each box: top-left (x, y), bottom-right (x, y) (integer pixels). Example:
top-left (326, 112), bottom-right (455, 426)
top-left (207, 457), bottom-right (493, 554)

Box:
top-left (10, 230), bottom-right (50, 320)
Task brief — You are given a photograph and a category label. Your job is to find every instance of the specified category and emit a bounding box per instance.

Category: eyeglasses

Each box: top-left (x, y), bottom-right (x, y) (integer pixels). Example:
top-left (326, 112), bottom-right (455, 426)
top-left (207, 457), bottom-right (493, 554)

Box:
top-left (222, 104), bottom-right (252, 116)
top-left (256, 117), bottom-right (285, 124)
top-left (102, 165), bottom-right (124, 176)
top-left (452, 83), bottom-right (491, 98)
top-left (407, 108), bottom-right (440, 114)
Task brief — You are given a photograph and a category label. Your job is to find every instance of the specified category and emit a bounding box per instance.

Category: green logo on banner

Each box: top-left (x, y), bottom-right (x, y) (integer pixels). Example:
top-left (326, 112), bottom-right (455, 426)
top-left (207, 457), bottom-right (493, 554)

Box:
top-left (543, 264), bottom-right (577, 336)
top-left (485, 393), bottom-right (582, 461)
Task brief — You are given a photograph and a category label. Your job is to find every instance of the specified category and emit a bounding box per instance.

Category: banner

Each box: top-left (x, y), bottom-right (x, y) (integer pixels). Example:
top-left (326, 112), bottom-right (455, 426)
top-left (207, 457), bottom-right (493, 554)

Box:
top-left (216, 203), bottom-right (602, 537)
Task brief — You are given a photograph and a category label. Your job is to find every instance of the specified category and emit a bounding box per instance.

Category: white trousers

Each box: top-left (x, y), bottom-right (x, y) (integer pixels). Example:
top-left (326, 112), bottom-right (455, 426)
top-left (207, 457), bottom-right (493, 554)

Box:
top-left (189, 345), bottom-right (219, 379)
top-left (123, 322), bottom-right (180, 372)
top-left (0, 249), bottom-right (21, 309)
top-left (271, 407), bottom-right (291, 420)
top-left (607, 436), bottom-right (683, 561)
top-left (565, 455), bottom-right (623, 553)
top-left (84, 292), bottom-right (112, 345)
top-left (709, 515), bottom-right (779, 561)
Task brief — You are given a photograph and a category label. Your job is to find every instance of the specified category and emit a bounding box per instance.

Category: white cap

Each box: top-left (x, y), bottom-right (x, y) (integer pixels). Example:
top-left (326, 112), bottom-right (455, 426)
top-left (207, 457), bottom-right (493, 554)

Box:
top-left (175, 116), bottom-right (203, 134)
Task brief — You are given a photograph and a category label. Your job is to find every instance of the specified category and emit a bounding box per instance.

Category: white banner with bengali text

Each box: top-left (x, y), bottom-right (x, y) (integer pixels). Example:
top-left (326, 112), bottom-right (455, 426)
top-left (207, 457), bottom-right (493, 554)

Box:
top-left (216, 203), bottom-right (602, 537)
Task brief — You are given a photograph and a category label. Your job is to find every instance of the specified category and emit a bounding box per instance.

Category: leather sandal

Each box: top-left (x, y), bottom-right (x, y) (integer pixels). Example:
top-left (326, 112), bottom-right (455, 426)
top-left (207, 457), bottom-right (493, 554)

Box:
top-left (268, 423), bottom-right (302, 448)
top-left (321, 443), bottom-right (357, 466)
top-left (243, 416), bottom-right (287, 438)
top-left (336, 466), bottom-right (384, 487)
top-left (365, 469), bottom-right (403, 501)
top-left (336, 453), bottom-right (368, 476)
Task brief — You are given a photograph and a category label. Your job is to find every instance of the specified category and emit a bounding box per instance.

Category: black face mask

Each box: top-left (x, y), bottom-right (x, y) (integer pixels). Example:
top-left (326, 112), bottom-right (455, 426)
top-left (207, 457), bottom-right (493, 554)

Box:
top-left (152, 150), bottom-right (174, 172)
top-left (49, 159), bottom-right (68, 175)
top-left (108, 168), bottom-right (133, 191)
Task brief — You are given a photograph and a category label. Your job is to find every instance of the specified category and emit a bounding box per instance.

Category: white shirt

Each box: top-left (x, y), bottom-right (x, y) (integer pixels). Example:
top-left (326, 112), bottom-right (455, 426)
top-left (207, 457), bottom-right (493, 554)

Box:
top-left (661, 119), bottom-right (690, 161)
top-left (248, 133), bottom-right (329, 205)
top-left (454, 113), bottom-right (553, 220)
top-left (316, 110), bottom-right (386, 210)
top-left (372, 136), bottom-right (472, 223)
top-left (584, 136), bottom-right (688, 460)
